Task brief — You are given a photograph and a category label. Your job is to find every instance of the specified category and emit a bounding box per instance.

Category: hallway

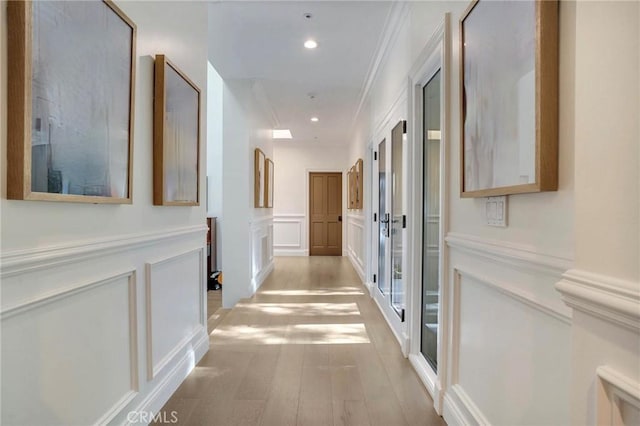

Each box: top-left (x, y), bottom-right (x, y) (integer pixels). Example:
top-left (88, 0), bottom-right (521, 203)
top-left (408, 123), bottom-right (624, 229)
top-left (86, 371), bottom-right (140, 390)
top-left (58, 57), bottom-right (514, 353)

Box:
top-left (157, 257), bottom-right (445, 426)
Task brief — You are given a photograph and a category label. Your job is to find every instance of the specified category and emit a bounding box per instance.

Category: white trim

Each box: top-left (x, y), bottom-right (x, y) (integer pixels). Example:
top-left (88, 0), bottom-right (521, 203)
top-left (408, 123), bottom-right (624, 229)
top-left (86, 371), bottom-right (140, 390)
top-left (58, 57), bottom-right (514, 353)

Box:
top-left (443, 385), bottom-right (491, 426)
top-left (456, 267), bottom-right (572, 324)
top-left (145, 248), bottom-right (206, 380)
top-left (274, 249), bottom-right (309, 257)
top-left (124, 331), bottom-right (209, 426)
top-left (252, 260), bottom-right (274, 290)
top-left (1, 224), bottom-right (207, 278)
top-left (348, 252), bottom-right (365, 283)
top-left (250, 215), bottom-right (273, 228)
top-left (1, 270), bottom-right (140, 425)
top-left (351, 2), bottom-right (410, 134)
top-left (597, 365), bottom-right (640, 426)
top-left (406, 14), bottom-right (451, 420)
top-left (373, 294), bottom-right (410, 354)
top-left (446, 232), bottom-right (573, 276)
top-left (556, 269), bottom-right (640, 331)
top-left (409, 353), bottom-right (443, 414)
top-left (369, 88), bottom-right (409, 150)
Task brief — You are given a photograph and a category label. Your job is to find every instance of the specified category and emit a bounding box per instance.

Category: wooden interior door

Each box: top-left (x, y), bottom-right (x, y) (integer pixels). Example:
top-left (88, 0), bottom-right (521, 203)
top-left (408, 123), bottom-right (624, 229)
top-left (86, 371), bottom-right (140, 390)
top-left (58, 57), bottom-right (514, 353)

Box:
top-left (309, 172), bottom-right (342, 256)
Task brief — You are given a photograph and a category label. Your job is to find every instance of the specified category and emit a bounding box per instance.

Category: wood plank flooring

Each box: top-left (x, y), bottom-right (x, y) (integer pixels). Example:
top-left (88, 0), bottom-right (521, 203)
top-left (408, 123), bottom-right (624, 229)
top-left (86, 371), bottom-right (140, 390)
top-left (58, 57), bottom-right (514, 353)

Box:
top-left (155, 256), bottom-right (445, 426)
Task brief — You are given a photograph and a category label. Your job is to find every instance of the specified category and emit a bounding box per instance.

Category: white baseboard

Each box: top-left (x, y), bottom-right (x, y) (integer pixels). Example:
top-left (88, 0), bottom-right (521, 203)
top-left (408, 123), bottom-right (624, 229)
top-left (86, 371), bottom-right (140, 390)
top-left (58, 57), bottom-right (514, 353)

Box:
top-left (252, 260), bottom-right (274, 290)
top-left (372, 295), bottom-right (409, 355)
top-left (443, 385), bottom-right (491, 426)
top-left (124, 329), bottom-right (209, 426)
top-left (347, 252), bottom-right (365, 283)
top-left (364, 281), bottom-right (373, 295)
top-left (409, 353), bottom-right (443, 414)
top-left (274, 249), bottom-right (308, 257)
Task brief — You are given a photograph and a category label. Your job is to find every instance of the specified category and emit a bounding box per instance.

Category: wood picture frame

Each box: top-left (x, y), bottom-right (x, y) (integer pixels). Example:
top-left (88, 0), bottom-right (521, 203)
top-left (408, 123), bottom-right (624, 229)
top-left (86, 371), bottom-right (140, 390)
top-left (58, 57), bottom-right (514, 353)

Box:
top-left (265, 158), bottom-right (274, 208)
top-left (355, 158), bottom-right (363, 209)
top-left (7, 0), bottom-right (136, 203)
top-left (154, 54), bottom-right (201, 206)
top-left (460, 0), bottom-right (558, 197)
top-left (254, 148), bottom-right (266, 208)
top-left (349, 165), bottom-right (357, 210)
top-left (346, 170), bottom-right (352, 209)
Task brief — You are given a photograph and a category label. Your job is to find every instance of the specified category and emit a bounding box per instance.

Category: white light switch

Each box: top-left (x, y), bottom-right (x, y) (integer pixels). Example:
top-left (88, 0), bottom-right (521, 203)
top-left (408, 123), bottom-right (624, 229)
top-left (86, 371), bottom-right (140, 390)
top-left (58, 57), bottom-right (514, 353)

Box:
top-left (486, 196), bottom-right (507, 227)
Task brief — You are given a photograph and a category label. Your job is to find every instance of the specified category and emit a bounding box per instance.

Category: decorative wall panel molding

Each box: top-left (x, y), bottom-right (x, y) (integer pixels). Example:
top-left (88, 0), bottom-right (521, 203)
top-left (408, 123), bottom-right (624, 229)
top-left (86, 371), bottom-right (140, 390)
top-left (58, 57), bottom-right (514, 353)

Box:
top-left (446, 232), bottom-right (572, 276)
top-left (251, 216), bottom-right (274, 289)
top-left (1, 270), bottom-right (139, 425)
top-left (347, 214), bottom-right (365, 281)
top-left (556, 269), bottom-right (640, 331)
top-left (456, 267), bottom-right (571, 324)
top-left (274, 214), bottom-right (306, 255)
top-left (1, 224), bottom-right (207, 278)
top-left (145, 248), bottom-right (206, 380)
top-left (596, 366), bottom-right (640, 425)
top-left (443, 384), bottom-right (491, 426)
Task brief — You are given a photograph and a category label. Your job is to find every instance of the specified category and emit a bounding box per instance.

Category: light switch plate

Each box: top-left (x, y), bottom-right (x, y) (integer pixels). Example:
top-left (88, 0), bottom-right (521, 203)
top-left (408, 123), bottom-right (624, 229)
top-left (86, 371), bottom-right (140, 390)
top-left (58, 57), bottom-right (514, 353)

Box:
top-left (486, 196), bottom-right (507, 227)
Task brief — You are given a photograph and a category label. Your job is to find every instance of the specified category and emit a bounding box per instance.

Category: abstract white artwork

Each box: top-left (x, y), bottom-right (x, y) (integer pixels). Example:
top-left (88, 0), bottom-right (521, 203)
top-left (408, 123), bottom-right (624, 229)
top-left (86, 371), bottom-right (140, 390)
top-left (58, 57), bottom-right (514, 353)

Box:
top-left (30, 1), bottom-right (135, 199)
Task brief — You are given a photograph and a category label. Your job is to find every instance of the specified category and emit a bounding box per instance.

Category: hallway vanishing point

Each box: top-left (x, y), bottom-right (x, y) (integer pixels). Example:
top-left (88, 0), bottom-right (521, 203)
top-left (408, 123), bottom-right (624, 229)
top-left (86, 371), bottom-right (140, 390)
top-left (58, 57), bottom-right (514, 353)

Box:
top-left (157, 257), bottom-right (445, 426)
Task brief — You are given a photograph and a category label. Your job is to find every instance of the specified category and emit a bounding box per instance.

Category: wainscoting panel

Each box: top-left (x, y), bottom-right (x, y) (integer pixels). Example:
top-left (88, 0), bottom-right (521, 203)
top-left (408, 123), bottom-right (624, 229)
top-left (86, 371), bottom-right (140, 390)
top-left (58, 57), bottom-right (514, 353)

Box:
top-left (1, 271), bottom-right (138, 426)
top-left (146, 249), bottom-right (204, 380)
top-left (0, 225), bottom-right (209, 426)
top-left (347, 213), bottom-right (365, 281)
top-left (274, 214), bottom-right (307, 256)
top-left (443, 233), bottom-right (573, 426)
top-left (251, 216), bottom-right (275, 290)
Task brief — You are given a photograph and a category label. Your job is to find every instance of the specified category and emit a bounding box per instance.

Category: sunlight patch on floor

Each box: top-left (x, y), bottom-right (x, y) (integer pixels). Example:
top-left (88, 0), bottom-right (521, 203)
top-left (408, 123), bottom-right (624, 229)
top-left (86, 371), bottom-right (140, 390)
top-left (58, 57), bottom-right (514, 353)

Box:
top-left (239, 303), bottom-right (360, 316)
top-left (210, 323), bottom-right (370, 345)
top-left (259, 287), bottom-right (364, 296)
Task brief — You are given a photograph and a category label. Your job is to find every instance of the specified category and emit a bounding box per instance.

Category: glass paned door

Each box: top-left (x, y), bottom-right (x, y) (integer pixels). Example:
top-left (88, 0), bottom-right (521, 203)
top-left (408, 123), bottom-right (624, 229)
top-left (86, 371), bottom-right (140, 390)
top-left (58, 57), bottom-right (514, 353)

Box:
top-left (390, 121), bottom-right (405, 319)
top-left (421, 70), bottom-right (441, 370)
top-left (377, 139), bottom-right (388, 295)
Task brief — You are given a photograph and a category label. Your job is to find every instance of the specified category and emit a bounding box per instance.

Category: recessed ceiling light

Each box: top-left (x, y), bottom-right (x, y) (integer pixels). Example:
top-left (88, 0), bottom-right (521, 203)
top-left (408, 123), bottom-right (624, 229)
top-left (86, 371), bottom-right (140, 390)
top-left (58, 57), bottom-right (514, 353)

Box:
top-left (272, 129), bottom-right (292, 139)
top-left (310, 117), bottom-right (319, 122)
top-left (304, 39), bottom-right (318, 49)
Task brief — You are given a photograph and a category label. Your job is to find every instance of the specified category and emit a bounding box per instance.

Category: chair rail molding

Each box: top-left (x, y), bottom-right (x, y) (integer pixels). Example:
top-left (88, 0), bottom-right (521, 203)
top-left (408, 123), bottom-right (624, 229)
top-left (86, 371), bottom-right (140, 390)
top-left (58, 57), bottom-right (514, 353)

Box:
top-left (556, 269), bottom-right (640, 331)
top-left (445, 232), bottom-right (573, 276)
top-left (1, 224), bottom-right (207, 278)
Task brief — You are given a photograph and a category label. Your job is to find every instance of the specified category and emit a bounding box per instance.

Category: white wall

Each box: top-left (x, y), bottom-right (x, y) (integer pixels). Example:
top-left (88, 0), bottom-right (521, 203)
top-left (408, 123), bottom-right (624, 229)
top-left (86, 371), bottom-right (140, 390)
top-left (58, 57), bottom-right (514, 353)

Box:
top-left (557, 2), bottom-right (640, 425)
top-left (207, 62), bottom-right (223, 269)
top-left (220, 79), bottom-right (274, 308)
top-left (273, 142), bottom-right (349, 257)
top-left (1, 1), bottom-right (209, 424)
top-left (345, 1), bottom-right (633, 425)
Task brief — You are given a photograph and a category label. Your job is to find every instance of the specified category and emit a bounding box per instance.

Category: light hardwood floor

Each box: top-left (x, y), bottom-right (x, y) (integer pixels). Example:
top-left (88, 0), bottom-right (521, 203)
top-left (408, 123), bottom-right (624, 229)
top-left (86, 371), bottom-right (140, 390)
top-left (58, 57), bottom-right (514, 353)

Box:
top-left (156, 257), bottom-right (445, 426)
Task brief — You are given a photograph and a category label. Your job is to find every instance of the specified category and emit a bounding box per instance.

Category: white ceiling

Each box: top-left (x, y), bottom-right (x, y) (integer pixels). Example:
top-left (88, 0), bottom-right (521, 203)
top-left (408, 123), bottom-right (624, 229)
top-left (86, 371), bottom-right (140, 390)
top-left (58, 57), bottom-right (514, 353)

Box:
top-left (208, 1), bottom-right (394, 145)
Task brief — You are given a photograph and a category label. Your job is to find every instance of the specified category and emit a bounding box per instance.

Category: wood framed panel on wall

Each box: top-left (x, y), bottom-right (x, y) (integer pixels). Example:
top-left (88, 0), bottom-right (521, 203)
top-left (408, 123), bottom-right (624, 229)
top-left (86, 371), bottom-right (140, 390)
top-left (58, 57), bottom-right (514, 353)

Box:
top-left (355, 158), bottom-right (364, 209)
top-left (349, 166), bottom-right (357, 210)
top-left (7, 0), bottom-right (136, 203)
top-left (254, 148), bottom-right (266, 208)
top-left (460, 0), bottom-right (558, 197)
top-left (265, 158), bottom-right (274, 208)
top-left (153, 54), bottom-right (201, 206)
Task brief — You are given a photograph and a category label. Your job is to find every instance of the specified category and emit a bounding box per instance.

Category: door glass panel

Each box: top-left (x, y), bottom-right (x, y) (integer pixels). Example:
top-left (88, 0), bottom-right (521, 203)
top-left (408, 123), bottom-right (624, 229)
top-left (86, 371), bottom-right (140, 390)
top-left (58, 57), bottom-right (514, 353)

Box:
top-left (421, 70), bottom-right (441, 370)
top-left (390, 121), bottom-right (405, 319)
top-left (377, 139), bottom-right (388, 294)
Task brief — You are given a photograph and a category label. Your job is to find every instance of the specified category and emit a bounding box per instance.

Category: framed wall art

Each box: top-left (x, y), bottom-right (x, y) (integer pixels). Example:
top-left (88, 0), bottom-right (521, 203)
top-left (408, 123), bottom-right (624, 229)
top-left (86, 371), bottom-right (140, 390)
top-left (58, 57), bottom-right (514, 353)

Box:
top-left (154, 54), bottom-right (201, 206)
top-left (7, 0), bottom-right (136, 203)
top-left (254, 148), bottom-right (266, 208)
top-left (348, 166), bottom-right (356, 210)
top-left (460, 0), bottom-right (558, 197)
top-left (265, 158), bottom-right (274, 208)
top-left (355, 158), bottom-right (363, 209)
